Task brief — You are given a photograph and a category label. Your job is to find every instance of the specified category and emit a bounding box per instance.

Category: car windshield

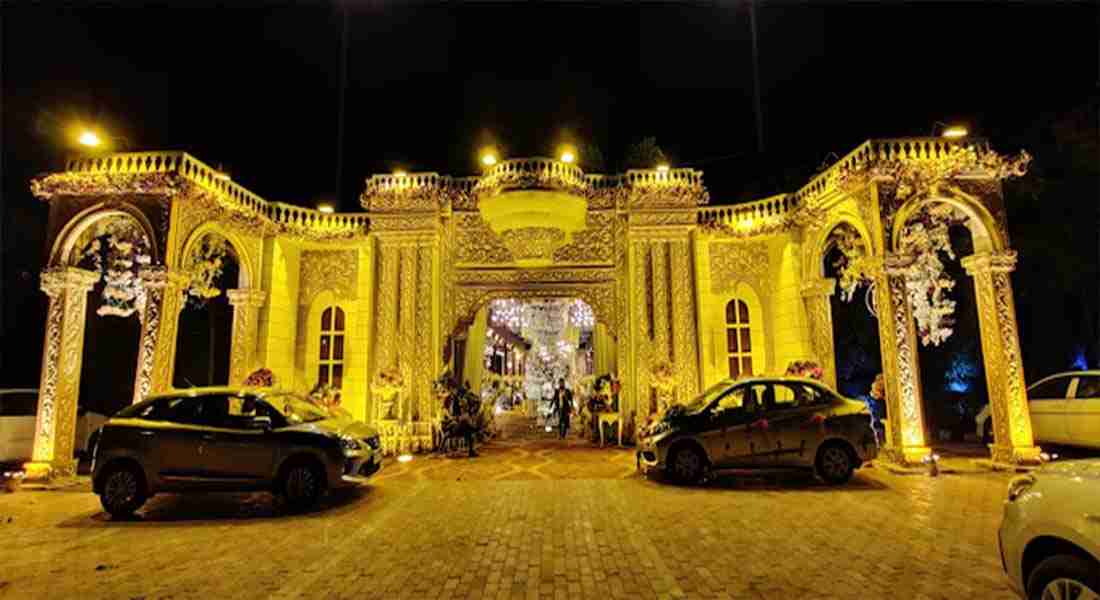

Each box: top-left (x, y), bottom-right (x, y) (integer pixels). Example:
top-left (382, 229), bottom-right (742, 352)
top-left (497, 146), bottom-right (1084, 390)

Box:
top-left (265, 394), bottom-right (330, 424)
top-left (681, 381), bottom-right (735, 414)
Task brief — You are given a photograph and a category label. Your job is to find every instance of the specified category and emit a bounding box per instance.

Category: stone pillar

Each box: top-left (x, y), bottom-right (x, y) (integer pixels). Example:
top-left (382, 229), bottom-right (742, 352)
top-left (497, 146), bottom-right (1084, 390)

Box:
top-left (801, 278), bottom-right (838, 390)
top-left (874, 254), bottom-right (931, 465)
top-left (133, 268), bottom-right (190, 403)
top-left (227, 288), bottom-right (267, 385)
top-left (962, 251), bottom-right (1042, 465)
top-left (26, 267), bottom-right (99, 480)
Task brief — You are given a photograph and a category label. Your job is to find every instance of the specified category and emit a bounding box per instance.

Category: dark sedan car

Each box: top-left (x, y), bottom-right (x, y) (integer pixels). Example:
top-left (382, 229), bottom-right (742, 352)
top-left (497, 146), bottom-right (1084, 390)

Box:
top-left (92, 387), bottom-right (382, 517)
top-left (637, 377), bottom-right (878, 484)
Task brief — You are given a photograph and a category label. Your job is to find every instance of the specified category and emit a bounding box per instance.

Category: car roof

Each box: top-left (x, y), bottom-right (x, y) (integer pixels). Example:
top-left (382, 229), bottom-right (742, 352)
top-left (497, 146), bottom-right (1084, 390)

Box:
top-left (1030, 371), bottom-right (1100, 386)
top-left (147, 386), bottom-right (273, 401)
top-left (725, 376), bottom-right (833, 388)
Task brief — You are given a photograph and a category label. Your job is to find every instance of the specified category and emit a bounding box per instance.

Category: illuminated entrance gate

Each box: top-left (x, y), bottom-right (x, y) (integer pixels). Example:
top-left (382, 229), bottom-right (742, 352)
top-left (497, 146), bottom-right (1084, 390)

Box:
top-left (25, 138), bottom-right (1044, 478)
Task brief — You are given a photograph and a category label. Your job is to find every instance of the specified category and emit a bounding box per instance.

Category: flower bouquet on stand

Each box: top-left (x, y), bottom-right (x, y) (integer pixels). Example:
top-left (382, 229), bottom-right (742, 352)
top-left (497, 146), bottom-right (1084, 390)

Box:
top-left (784, 360), bottom-right (824, 381)
top-left (243, 368), bottom-right (276, 387)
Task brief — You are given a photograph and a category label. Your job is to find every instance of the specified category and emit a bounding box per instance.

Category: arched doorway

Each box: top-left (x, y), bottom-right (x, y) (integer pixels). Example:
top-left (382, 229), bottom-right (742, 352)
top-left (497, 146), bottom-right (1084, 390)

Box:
top-left (822, 223), bottom-right (884, 406)
top-left (893, 204), bottom-right (989, 451)
top-left (173, 232), bottom-right (242, 387)
top-left (72, 216), bottom-right (151, 417)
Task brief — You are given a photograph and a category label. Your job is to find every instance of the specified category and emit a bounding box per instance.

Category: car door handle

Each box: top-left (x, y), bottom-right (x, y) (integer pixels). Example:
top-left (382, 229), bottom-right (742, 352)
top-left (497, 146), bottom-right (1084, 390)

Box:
top-left (139, 430), bottom-right (154, 437)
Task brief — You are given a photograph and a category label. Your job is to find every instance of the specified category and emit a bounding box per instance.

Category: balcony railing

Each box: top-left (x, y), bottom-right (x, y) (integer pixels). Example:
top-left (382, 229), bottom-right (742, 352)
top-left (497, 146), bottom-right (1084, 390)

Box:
top-left (790, 137), bottom-right (993, 206)
top-left (64, 152), bottom-right (368, 235)
top-left (697, 194), bottom-right (796, 227)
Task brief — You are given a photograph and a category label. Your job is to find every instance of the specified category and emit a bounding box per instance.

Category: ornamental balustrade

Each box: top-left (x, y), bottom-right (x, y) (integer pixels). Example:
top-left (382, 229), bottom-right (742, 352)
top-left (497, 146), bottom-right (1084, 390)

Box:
top-left (790, 137), bottom-right (996, 207)
top-left (64, 152), bottom-right (369, 235)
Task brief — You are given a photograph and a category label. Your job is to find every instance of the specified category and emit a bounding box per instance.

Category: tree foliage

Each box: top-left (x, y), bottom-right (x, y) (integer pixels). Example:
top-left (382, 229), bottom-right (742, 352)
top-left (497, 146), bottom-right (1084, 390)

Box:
top-left (622, 137), bottom-right (667, 170)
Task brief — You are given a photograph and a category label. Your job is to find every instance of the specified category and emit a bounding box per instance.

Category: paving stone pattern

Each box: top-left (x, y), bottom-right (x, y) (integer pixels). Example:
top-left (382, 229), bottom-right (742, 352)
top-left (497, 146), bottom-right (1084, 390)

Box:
top-left (0, 412), bottom-right (1018, 599)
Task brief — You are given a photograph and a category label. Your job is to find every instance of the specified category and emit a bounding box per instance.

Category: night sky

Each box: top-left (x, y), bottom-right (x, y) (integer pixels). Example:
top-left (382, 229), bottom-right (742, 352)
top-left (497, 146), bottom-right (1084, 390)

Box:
top-left (2, 3), bottom-right (1098, 403)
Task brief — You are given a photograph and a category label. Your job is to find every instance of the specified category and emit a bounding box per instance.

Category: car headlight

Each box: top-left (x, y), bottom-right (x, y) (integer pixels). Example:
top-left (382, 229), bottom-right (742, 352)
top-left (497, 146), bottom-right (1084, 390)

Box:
top-left (339, 435), bottom-right (362, 452)
top-left (1006, 475), bottom-right (1035, 502)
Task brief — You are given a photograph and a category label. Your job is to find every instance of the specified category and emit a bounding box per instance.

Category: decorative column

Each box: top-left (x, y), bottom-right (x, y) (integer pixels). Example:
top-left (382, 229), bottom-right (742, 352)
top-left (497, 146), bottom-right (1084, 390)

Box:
top-left (962, 251), bottom-right (1042, 465)
top-left (227, 288), bottom-right (267, 385)
top-left (669, 239), bottom-right (701, 398)
top-left (801, 278), bottom-right (838, 390)
top-left (26, 267), bottom-right (99, 480)
top-left (874, 254), bottom-right (931, 465)
top-left (133, 268), bottom-right (189, 403)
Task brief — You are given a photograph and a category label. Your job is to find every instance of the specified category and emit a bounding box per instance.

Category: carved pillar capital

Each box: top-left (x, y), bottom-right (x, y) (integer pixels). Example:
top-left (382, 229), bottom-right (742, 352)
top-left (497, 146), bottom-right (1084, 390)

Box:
top-left (227, 288), bottom-right (268, 307)
top-left (961, 250), bottom-right (1018, 276)
top-left (228, 288), bottom-right (266, 384)
top-left (881, 253), bottom-right (917, 276)
top-left (40, 267), bottom-right (99, 298)
top-left (139, 267), bottom-right (191, 291)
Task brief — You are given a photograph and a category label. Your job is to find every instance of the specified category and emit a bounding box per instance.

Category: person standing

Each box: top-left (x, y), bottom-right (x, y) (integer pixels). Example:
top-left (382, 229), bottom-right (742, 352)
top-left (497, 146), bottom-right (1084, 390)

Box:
top-left (552, 378), bottom-right (573, 440)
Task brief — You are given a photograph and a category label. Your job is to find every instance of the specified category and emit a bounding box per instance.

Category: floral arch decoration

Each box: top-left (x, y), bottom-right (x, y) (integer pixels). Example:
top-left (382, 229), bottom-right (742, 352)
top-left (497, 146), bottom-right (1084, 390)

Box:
top-left (178, 225), bottom-right (252, 309)
top-left (55, 206), bottom-right (158, 318)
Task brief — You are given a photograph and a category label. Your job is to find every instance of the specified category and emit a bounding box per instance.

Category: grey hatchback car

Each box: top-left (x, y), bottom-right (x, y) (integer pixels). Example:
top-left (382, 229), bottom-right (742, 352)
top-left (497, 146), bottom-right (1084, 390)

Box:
top-left (91, 387), bottom-right (383, 517)
top-left (637, 377), bottom-right (878, 484)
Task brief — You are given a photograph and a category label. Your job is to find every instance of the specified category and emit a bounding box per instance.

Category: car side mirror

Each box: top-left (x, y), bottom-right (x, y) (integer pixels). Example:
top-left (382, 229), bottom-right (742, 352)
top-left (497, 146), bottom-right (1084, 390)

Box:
top-left (249, 415), bottom-right (272, 430)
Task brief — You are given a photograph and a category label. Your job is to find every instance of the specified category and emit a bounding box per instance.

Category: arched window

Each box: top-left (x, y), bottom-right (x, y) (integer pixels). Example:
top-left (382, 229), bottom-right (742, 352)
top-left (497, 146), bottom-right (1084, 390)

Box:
top-left (319, 307), bottom-right (345, 389)
top-left (725, 299), bottom-right (752, 378)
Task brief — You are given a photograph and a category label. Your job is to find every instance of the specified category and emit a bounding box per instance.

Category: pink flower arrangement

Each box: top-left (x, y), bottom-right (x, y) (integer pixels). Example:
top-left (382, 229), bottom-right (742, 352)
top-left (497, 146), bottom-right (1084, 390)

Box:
top-left (785, 360), bottom-right (824, 381)
top-left (243, 368), bottom-right (276, 387)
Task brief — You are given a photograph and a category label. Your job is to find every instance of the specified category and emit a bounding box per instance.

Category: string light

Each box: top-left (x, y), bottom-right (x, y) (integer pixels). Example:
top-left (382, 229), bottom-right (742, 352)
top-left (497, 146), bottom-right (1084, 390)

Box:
top-left (568, 299), bottom-right (595, 329)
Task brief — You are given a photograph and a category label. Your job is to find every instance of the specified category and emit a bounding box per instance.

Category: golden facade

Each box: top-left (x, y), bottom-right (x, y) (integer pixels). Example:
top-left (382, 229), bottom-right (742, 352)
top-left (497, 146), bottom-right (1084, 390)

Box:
top-left (25, 138), bottom-right (1042, 478)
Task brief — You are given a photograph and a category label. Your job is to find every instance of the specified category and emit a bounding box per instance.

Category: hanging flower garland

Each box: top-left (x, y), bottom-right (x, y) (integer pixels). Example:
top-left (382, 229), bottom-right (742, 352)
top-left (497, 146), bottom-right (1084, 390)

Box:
top-left (184, 234), bottom-right (231, 309)
top-left (828, 225), bottom-right (876, 303)
top-left (81, 219), bottom-right (152, 318)
top-left (898, 204), bottom-right (967, 346)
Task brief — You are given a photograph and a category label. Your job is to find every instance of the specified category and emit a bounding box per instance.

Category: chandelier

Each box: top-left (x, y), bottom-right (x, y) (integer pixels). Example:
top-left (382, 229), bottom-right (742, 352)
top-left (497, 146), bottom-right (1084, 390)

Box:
top-left (568, 299), bottom-right (594, 329)
top-left (490, 298), bottom-right (529, 331)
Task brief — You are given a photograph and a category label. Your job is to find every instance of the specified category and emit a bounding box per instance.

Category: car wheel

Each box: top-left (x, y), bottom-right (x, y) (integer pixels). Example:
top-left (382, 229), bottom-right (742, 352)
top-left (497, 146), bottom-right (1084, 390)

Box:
top-left (99, 464), bottom-right (147, 518)
top-left (667, 444), bottom-right (706, 485)
top-left (982, 419), bottom-right (994, 445)
top-left (280, 462), bottom-right (324, 512)
top-left (1027, 554), bottom-right (1100, 600)
top-left (816, 443), bottom-right (854, 485)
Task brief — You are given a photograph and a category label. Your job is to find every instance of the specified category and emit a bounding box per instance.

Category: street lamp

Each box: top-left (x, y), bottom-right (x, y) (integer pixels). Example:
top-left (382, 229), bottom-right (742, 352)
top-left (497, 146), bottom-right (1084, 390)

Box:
top-left (559, 146), bottom-right (576, 164)
top-left (931, 121), bottom-right (969, 139)
top-left (480, 148), bottom-right (498, 167)
top-left (317, 203), bottom-right (335, 214)
top-left (78, 130), bottom-right (101, 147)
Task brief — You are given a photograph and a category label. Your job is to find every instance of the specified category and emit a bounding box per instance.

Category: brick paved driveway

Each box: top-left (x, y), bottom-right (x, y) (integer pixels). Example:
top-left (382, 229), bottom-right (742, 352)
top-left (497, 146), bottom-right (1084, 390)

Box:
top-left (0, 414), bottom-right (1018, 599)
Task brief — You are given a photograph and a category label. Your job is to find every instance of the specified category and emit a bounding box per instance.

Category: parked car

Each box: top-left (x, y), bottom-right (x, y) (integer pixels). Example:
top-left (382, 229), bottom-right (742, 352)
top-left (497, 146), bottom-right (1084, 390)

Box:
top-left (0, 388), bottom-right (108, 465)
top-left (91, 387), bottom-right (382, 517)
top-left (998, 459), bottom-right (1100, 599)
top-left (637, 377), bottom-right (879, 484)
top-left (976, 370), bottom-right (1100, 449)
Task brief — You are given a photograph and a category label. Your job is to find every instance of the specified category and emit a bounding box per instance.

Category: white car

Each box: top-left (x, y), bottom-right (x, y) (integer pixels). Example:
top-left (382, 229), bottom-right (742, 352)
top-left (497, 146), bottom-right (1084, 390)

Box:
top-left (999, 459), bottom-right (1100, 598)
top-left (976, 371), bottom-right (1100, 449)
top-left (0, 389), bottom-right (108, 464)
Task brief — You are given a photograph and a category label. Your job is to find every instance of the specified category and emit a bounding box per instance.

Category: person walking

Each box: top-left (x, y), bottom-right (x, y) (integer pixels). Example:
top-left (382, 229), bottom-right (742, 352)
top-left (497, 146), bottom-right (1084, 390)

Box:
top-left (552, 379), bottom-right (573, 440)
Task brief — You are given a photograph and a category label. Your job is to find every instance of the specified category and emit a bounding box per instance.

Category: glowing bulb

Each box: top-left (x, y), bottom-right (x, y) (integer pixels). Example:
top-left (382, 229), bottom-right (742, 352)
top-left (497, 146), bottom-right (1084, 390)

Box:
top-left (560, 151), bottom-right (575, 164)
top-left (394, 170), bottom-right (407, 177)
top-left (942, 126), bottom-right (968, 139)
top-left (545, 426), bottom-right (553, 433)
top-left (481, 149), bottom-right (498, 166)
top-left (78, 131), bottom-right (101, 147)
top-left (656, 164), bottom-right (670, 172)
top-left (397, 454), bottom-right (413, 463)
top-left (317, 203), bottom-right (335, 214)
